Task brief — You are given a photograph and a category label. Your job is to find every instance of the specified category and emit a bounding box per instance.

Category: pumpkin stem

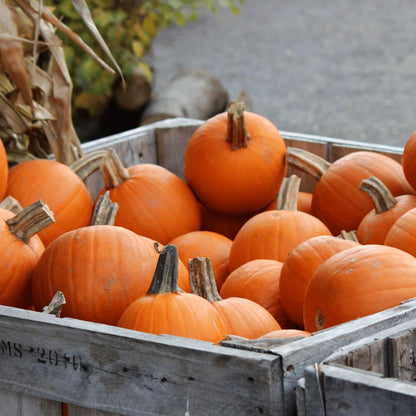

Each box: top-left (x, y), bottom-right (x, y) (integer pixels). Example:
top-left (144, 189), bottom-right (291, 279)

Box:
top-left (91, 191), bottom-right (119, 226)
top-left (147, 244), bottom-right (180, 295)
top-left (359, 176), bottom-right (397, 214)
top-left (6, 200), bottom-right (55, 244)
top-left (0, 196), bottom-right (23, 214)
top-left (338, 230), bottom-right (359, 242)
top-left (188, 257), bottom-right (222, 302)
top-left (70, 150), bottom-right (109, 182)
top-left (226, 100), bottom-right (251, 150)
top-left (42, 291), bottom-right (66, 317)
top-left (286, 147), bottom-right (331, 181)
top-left (276, 175), bottom-right (301, 211)
top-left (100, 148), bottom-right (130, 189)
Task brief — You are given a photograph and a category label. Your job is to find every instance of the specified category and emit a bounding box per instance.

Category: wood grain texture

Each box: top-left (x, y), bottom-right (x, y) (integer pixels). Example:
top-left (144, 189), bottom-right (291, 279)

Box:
top-left (0, 306), bottom-right (280, 416)
top-left (303, 364), bottom-right (416, 416)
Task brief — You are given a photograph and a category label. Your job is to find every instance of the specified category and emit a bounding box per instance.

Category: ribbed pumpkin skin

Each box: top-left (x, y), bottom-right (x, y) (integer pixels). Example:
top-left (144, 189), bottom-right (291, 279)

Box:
top-left (303, 245), bottom-right (416, 332)
top-left (96, 163), bottom-right (201, 245)
top-left (311, 151), bottom-right (414, 235)
top-left (228, 210), bottom-right (332, 272)
top-left (117, 292), bottom-right (228, 344)
top-left (402, 129), bottom-right (416, 190)
top-left (6, 159), bottom-right (93, 247)
top-left (280, 236), bottom-right (360, 329)
top-left (220, 259), bottom-right (295, 329)
top-left (0, 139), bottom-right (8, 200)
top-left (210, 297), bottom-right (281, 339)
top-left (31, 225), bottom-right (186, 325)
top-left (169, 230), bottom-right (232, 290)
top-left (0, 208), bottom-right (44, 308)
top-left (183, 111), bottom-right (287, 215)
top-left (356, 194), bottom-right (416, 245)
top-left (384, 207), bottom-right (416, 257)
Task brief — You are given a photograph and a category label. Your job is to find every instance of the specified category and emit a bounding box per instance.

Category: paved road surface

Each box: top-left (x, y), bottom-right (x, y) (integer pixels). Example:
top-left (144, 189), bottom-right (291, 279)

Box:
top-left (148, 0), bottom-right (416, 147)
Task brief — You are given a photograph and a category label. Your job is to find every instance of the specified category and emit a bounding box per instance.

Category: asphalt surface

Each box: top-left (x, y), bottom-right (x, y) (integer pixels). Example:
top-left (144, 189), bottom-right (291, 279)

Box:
top-left (148, 0), bottom-right (416, 147)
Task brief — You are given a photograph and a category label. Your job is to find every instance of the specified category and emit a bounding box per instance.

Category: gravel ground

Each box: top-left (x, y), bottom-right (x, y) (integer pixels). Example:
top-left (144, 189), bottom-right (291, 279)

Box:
top-left (147, 0), bottom-right (416, 147)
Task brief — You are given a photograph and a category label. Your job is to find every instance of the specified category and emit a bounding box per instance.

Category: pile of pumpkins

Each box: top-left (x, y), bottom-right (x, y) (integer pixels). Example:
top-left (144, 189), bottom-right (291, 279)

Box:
top-left (2, 99), bottom-right (416, 345)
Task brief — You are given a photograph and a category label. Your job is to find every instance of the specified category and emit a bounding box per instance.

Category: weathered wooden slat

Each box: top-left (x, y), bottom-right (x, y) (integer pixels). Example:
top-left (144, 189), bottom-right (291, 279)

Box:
top-left (0, 389), bottom-right (62, 416)
top-left (0, 306), bottom-right (280, 416)
top-left (386, 327), bottom-right (416, 381)
top-left (155, 124), bottom-right (201, 181)
top-left (302, 364), bottom-right (416, 416)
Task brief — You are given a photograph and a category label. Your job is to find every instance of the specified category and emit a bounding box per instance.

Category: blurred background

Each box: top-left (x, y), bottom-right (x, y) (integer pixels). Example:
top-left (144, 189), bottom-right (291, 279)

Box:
top-left (147, 0), bottom-right (416, 147)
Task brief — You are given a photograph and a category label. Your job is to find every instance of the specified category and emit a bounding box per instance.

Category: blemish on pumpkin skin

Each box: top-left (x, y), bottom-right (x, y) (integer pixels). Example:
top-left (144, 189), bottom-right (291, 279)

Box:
top-left (105, 279), bottom-right (116, 291)
top-left (346, 268), bottom-right (354, 273)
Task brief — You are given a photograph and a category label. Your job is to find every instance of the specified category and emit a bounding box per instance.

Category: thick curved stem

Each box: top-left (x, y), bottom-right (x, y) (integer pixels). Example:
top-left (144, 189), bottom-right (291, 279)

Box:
top-left (188, 257), bottom-right (222, 302)
top-left (287, 147), bottom-right (331, 181)
top-left (100, 147), bottom-right (130, 189)
top-left (6, 199), bottom-right (55, 243)
top-left (226, 100), bottom-right (251, 150)
top-left (147, 244), bottom-right (180, 295)
top-left (359, 176), bottom-right (397, 214)
top-left (91, 191), bottom-right (119, 225)
top-left (277, 175), bottom-right (301, 211)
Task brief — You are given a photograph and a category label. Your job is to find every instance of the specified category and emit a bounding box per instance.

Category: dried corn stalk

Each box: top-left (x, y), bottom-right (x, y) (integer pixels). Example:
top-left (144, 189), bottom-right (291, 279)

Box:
top-left (0, 0), bottom-right (122, 165)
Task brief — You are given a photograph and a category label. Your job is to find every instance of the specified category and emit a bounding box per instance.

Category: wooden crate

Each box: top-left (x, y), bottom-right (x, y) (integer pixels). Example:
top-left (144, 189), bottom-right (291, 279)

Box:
top-left (297, 303), bottom-right (416, 416)
top-left (0, 118), bottom-right (411, 416)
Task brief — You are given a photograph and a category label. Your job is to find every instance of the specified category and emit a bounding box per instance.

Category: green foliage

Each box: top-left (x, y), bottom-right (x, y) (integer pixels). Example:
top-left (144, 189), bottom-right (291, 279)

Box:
top-left (46, 0), bottom-right (243, 116)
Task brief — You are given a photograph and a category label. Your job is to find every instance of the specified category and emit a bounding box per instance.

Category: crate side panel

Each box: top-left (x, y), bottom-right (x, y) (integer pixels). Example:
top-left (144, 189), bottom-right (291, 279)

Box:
top-left (304, 364), bottom-right (416, 416)
top-left (155, 124), bottom-right (200, 180)
top-left (67, 403), bottom-right (123, 415)
top-left (0, 306), bottom-right (280, 416)
top-left (0, 389), bottom-right (62, 416)
top-left (328, 142), bottom-right (403, 163)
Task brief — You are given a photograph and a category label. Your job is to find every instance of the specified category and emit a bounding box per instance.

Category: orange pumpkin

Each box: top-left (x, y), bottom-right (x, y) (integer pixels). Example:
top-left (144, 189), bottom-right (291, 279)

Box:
top-left (117, 245), bottom-right (228, 344)
top-left (0, 139), bottom-right (8, 200)
top-left (184, 101), bottom-right (287, 215)
top-left (31, 223), bottom-right (189, 325)
top-left (402, 129), bottom-right (416, 191)
top-left (96, 149), bottom-right (201, 244)
top-left (279, 235), bottom-right (360, 329)
top-left (0, 201), bottom-right (53, 308)
top-left (384, 207), bottom-right (416, 257)
top-left (303, 245), bottom-right (416, 332)
top-left (189, 257), bottom-right (281, 338)
top-left (356, 176), bottom-right (416, 244)
top-left (220, 259), bottom-right (295, 329)
top-left (228, 176), bottom-right (332, 271)
top-left (6, 159), bottom-right (93, 247)
top-left (169, 230), bottom-right (232, 290)
top-left (287, 147), bottom-right (414, 235)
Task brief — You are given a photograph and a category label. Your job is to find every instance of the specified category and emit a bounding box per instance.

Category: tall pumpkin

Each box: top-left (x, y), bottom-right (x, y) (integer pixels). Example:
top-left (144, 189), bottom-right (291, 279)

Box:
top-left (117, 245), bottom-right (228, 344)
top-left (96, 148), bottom-right (201, 244)
top-left (184, 101), bottom-right (287, 215)
top-left (303, 245), bottom-right (416, 332)
top-left (6, 159), bottom-right (93, 247)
